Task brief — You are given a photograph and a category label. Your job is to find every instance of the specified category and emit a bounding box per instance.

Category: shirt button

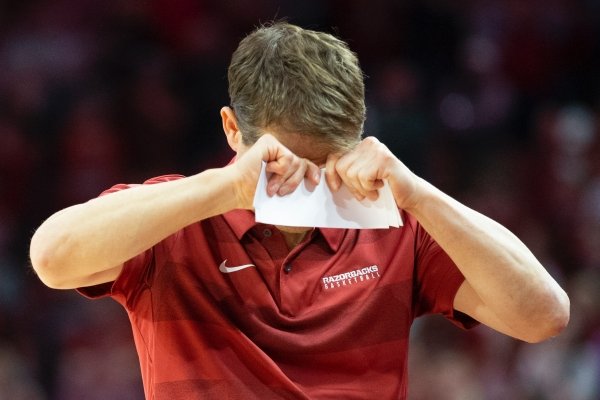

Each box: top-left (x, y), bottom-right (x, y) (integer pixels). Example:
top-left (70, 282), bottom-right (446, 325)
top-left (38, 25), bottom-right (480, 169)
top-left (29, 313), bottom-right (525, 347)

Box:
top-left (263, 228), bottom-right (272, 238)
top-left (283, 264), bottom-right (292, 274)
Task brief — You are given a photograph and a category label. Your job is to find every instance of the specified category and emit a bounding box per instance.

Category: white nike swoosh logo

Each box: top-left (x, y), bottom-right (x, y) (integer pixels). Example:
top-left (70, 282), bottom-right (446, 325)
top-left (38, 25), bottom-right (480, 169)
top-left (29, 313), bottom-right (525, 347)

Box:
top-left (219, 260), bottom-right (256, 274)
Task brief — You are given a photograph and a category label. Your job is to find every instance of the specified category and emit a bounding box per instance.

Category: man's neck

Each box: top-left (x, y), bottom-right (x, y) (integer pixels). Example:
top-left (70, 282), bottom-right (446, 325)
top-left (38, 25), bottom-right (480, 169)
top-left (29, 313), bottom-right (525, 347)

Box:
top-left (280, 230), bottom-right (310, 250)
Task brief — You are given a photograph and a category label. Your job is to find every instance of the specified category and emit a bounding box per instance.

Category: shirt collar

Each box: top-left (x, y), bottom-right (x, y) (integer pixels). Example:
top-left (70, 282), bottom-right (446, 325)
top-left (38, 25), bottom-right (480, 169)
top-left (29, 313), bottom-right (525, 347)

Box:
top-left (222, 209), bottom-right (257, 240)
top-left (318, 228), bottom-right (345, 252)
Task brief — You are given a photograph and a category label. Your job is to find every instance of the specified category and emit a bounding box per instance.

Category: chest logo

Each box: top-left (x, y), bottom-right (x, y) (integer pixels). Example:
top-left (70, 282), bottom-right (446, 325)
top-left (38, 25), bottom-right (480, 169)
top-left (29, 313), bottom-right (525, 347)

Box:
top-left (321, 265), bottom-right (380, 290)
top-left (219, 260), bottom-right (256, 274)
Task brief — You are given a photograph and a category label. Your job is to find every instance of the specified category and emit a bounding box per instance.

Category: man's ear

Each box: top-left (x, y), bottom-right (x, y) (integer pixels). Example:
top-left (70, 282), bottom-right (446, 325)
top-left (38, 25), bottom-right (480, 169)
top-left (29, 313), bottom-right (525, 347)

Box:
top-left (220, 106), bottom-right (242, 152)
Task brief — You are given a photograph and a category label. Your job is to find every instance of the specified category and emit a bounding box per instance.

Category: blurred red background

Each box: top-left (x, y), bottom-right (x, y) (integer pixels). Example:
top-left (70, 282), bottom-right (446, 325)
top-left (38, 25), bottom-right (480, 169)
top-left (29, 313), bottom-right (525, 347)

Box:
top-left (0, 1), bottom-right (599, 399)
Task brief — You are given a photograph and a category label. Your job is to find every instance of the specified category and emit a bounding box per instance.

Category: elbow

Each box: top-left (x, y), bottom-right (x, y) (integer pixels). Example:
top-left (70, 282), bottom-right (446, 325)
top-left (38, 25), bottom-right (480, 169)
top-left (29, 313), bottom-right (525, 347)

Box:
top-left (30, 232), bottom-right (73, 290)
top-left (523, 289), bottom-right (570, 344)
top-left (31, 257), bottom-right (68, 290)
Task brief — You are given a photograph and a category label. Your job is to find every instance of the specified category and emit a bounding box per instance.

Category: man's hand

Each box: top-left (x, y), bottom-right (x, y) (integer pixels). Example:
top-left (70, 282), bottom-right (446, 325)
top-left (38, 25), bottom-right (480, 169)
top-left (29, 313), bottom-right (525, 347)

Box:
top-left (231, 134), bottom-right (321, 209)
top-left (325, 136), bottom-right (421, 210)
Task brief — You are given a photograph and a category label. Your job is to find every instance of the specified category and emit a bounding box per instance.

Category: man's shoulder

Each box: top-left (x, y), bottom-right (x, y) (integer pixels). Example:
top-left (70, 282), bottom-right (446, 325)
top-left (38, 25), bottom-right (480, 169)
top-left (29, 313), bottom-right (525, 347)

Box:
top-left (99, 174), bottom-right (187, 196)
top-left (143, 174), bottom-right (187, 184)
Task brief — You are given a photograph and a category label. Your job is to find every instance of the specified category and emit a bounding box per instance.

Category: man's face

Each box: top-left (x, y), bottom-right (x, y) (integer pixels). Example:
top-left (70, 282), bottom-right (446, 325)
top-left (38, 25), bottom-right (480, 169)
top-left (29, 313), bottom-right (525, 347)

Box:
top-left (238, 129), bottom-right (333, 234)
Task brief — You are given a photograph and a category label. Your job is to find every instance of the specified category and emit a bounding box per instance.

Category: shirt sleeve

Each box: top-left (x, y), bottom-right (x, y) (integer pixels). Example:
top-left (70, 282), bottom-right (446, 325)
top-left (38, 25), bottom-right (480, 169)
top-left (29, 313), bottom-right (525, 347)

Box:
top-left (76, 174), bottom-right (185, 307)
top-left (76, 248), bottom-right (153, 308)
top-left (412, 220), bottom-right (479, 330)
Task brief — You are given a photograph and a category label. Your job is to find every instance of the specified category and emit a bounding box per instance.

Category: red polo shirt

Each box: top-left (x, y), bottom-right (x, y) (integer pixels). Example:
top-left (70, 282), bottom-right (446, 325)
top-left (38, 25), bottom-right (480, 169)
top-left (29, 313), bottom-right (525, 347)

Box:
top-left (78, 175), bottom-right (476, 399)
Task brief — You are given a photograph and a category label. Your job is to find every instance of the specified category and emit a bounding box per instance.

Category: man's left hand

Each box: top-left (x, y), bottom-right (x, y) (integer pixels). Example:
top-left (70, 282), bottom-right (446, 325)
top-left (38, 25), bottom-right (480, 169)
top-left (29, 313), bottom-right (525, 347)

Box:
top-left (325, 136), bottom-right (421, 210)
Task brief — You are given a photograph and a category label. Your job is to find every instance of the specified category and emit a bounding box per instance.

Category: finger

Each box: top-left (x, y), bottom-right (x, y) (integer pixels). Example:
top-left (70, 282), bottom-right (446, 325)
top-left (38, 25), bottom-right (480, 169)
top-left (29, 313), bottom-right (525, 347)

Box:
top-left (260, 134), bottom-right (305, 179)
top-left (266, 155), bottom-right (301, 196)
top-left (338, 165), bottom-right (380, 201)
top-left (305, 160), bottom-right (321, 188)
top-left (259, 133), bottom-right (292, 164)
top-left (266, 174), bottom-right (284, 196)
top-left (356, 167), bottom-right (385, 200)
top-left (325, 153), bottom-right (343, 191)
top-left (251, 135), bottom-right (292, 195)
top-left (346, 185), bottom-right (366, 201)
top-left (338, 162), bottom-right (364, 197)
top-left (357, 172), bottom-right (382, 201)
top-left (277, 159), bottom-right (307, 196)
top-left (265, 152), bottom-right (296, 176)
top-left (277, 158), bottom-right (321, 195)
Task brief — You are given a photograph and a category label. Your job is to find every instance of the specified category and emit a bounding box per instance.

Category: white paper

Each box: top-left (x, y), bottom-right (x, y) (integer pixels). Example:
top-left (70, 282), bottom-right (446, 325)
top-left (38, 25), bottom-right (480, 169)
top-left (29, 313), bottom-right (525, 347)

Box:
top-left (253, 162), bottom-right (402, 229)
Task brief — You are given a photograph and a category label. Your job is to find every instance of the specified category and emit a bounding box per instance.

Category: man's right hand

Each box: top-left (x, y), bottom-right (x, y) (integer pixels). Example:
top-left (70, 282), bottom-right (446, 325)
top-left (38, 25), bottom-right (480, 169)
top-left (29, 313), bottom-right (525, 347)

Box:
top-left (230, 134), bottom-right (321, 209)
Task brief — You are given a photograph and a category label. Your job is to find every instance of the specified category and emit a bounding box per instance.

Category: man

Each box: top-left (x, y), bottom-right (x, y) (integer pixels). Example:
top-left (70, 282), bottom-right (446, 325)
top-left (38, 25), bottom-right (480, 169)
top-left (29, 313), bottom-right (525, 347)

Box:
top-left (30, 22), bottom-right (569, 399)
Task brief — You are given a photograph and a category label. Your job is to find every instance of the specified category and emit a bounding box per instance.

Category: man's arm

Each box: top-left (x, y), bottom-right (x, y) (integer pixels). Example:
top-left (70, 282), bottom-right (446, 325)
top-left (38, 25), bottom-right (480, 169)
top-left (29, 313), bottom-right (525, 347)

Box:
top-left (30, 134), bottom-right (320, 289)
top-left (326, 136), bottom-right (570, 343)
top-left (30, 168), bottom-right (238, 289)
top-left (405, 178), bottom-right (569, 343)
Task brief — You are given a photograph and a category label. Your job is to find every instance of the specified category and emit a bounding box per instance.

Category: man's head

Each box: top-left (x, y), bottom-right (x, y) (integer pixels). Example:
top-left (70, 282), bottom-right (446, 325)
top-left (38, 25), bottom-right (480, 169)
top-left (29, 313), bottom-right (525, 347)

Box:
top-left (223, 22), bottom-right (366, 156)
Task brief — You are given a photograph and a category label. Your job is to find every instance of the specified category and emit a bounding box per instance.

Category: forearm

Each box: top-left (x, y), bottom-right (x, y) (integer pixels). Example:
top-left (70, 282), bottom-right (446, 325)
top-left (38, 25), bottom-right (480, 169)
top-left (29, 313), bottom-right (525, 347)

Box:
top-left (405, 178), bottom-right (569, 339)
top-left (30, 166), bottom-right (238, 288)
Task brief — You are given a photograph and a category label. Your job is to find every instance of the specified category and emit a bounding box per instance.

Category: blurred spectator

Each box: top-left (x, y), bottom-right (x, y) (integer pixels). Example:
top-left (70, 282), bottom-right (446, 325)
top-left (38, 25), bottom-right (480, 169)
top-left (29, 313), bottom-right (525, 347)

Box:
top-left (0, 343), bottom-right (45, 400)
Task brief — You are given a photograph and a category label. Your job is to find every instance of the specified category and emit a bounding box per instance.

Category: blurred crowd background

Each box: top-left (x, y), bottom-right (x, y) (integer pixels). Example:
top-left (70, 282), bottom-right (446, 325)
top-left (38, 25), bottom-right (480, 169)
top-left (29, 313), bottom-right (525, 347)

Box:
top-left (0, 0), bottom-right (599, 399)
